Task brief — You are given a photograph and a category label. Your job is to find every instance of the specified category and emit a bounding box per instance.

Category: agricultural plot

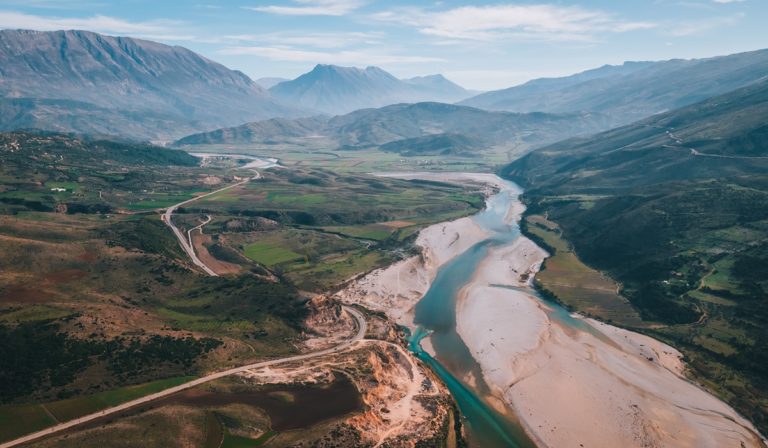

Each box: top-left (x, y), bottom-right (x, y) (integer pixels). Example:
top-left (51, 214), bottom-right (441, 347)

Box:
top-left (190, 169), bottom-right (484, 291)
top-left (524, 214), bottom-right (645, 328)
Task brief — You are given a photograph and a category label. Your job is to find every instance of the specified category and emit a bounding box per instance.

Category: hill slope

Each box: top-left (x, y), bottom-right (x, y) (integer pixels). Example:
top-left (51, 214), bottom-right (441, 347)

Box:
top-left (269, 65), bottom-right (471, 115)
top-left (0, 29), bottom-right (300, 140)
top-left (503, 80), bottom-right (768, 433)
top-left (463, 49), bottom-right (768, 127)
top-left (175, 102), bottom-right (610, 155)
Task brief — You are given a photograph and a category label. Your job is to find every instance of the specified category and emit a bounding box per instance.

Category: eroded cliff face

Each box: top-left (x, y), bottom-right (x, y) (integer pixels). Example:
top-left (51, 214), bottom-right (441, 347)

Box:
top-left (302, 295), bottom-right (358, 351)
top-left (238, 306), bottom-right (458, 447)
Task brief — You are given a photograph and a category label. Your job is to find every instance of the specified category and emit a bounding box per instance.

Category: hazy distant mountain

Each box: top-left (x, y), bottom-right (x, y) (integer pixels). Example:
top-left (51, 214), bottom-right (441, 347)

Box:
top-left (462, 49), bottom-right (768, 126)
top-left (256, 77), bottom-right (289, 89)
top-left (0, 29), bottom-right (301, 141)
top-left (402, 74), bottom-right (475, 101)
top-left (504, 78), bottom-right (768, 190)
top-left (268, 65), bottom-right (472, 115)
top-left (379, 133), bottom-right (482, 157)
top-left (175, 116), bottom-right (329, 146)
top-left (176, 102), bottom-right (610, 155)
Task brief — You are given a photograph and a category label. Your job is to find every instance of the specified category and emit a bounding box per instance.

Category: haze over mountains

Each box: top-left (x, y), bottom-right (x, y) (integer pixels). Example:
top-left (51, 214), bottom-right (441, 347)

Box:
top-left (0, 29), bottom-right (305, 141)
top-left (175, 102), bottom-right (610, 155)
top-left (268, 65), bottom-right (473, 115)
top-left (462, 49), bottom-right (768, 127)
top-left (256, 77), bottom-right (290, 89)
top-left (504, 78), bottom-right (768, 191)
top-left (2, 27), bottom-right (768, 157)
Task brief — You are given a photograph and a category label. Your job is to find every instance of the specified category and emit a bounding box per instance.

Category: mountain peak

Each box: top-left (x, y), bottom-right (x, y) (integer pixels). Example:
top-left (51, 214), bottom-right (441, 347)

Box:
top-left (270, 65), bottom-right (472, 115)
top-left (0, 29), bottom-right (301, 140)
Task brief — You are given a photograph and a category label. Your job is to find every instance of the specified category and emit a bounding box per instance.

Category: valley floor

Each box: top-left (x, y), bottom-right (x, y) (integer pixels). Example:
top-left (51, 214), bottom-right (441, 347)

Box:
top-left (336, 172), bottom-right (767, 447)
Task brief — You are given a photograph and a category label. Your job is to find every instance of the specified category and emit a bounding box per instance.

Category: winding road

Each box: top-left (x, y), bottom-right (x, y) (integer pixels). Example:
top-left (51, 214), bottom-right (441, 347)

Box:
top-left (665, 130), bottom-right (768, 159)
top-left (1, 166), bottom-right (369, 448)
top-left (0, 307), bottom-right (366, 448)
top-left (161, 172), bottom-right (259, 276)
top-left (187, 214), bottom-right (211, 251)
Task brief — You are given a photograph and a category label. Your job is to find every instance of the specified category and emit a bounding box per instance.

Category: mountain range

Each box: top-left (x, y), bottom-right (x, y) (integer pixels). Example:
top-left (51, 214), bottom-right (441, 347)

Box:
top-left (462, 49), bottom-right (768, 127)
top-left (174, 102), bottom-right (610, 155)
top-left (503, 78), bottom-right (768, 189)
top-left (0, 29), bottom-right (306, 141)
top-left (268, 65), bottom-right (473, 115)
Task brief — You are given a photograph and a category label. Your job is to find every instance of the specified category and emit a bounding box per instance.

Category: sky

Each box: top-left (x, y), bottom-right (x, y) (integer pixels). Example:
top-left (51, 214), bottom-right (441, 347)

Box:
top-left (0, 0), bottom-right (766, 90)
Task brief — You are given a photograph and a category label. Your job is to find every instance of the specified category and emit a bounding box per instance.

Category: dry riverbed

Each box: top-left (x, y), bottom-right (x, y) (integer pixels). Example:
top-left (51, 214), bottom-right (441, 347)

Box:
top-left (337, 172), bottom-right (767, 448)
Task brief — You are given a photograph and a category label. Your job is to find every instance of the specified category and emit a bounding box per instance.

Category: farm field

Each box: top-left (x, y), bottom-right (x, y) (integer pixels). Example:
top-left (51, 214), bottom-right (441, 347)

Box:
top-left (523, 214), bottom-right (645, 328)
top-left (188, 168), bottom-right (485, 291)
top-left (174, 144), bottom-right (513, 173)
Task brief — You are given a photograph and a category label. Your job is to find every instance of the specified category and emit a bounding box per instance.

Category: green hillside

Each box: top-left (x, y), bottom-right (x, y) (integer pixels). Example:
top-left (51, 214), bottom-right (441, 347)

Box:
top-left (503, 80), bottom-right (768, 433)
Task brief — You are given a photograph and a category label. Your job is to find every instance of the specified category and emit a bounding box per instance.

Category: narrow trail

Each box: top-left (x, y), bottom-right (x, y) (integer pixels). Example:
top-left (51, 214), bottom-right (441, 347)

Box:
top-left (187, 214), bottom-right (211, 249)
top-left (161, 172), bottom-right (259, 276)
top-left (665, 130), bottom-right (768, 159)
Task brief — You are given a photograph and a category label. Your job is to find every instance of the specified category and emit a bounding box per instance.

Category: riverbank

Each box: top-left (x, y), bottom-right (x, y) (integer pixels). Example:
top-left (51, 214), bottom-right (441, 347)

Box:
top-left (338, 172), bottom-right (766, 447)
top-left (336, 173), bottom-right (497, 330)
top-left (454, 188), bottom-right (766, 448)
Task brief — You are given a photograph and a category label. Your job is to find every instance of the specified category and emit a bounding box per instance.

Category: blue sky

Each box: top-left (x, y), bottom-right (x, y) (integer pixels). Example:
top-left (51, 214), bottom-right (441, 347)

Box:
top-left (0, 0), bottom-right (765, 90)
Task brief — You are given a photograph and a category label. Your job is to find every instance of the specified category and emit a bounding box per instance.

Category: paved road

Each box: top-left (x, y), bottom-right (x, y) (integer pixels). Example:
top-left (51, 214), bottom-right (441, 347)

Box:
top-left (1, 167), bottom-right (371, 448)
top-left (0, 306), bottom-right (367, 448)
top-left (161, 173), bottom-right (259, 276)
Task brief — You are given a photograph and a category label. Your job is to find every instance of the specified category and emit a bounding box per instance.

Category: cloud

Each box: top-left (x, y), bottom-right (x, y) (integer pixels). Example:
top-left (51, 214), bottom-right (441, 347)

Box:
top-left (245, 0), bottom-right (365, 16)
top-left (712, 0), bottom-right (745, 3)
top-left (371, 4), bottom-right (656, 42)
top-left (0, 0), bottom-right (107, 9)
top-left (0, 10), bottom-right (192, 40)
top-left (219, 45), bottom-right (442, 65)
top-left (665, 13), bottom-right (744, 36)
top-left (220, 31), bottom-right (383, 49)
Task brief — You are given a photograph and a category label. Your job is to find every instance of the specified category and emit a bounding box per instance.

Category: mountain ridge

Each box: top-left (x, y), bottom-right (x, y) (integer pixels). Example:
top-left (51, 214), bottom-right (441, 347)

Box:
top-left (0, 29), bottom-right (303, 140)
top-left (269, 64), bottom-right (473, 115)
top-left (461, 49), bottom-right (768, 127)
top-left (174, 101), bottom-right (611, 156)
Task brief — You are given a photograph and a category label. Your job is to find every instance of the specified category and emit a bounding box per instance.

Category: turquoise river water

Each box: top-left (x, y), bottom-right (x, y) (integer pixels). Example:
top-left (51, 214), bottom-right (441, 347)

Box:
top-left (406, 179), bottom-right (575, 447)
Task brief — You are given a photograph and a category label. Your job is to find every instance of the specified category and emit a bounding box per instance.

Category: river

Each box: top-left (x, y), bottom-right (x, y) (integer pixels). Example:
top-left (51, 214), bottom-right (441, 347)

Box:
top-left (408, 178), bottom-right (537, 447)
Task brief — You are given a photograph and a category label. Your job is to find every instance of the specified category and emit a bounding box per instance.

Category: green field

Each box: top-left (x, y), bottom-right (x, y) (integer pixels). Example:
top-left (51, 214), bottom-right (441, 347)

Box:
top-left (0, 305), bottom-right (73, 323)
top-left (244, 241), bottom-right (304, 266)
top-left (524, 214), bottom-right (645, 328)
top-left (323, 224), bottom-right (397, 241)
top-left (234, 228), bottom-right (389, 290)
top-left (125, 194), bottom-right (195, 210)
top-left (0, 404), bottom-right (57, 443)
top-left (0, 376), bottom-right (193, 443)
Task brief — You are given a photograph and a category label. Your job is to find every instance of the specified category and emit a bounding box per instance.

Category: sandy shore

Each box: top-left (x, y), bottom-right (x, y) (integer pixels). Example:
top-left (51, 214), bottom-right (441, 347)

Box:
top-left (339, 172), bottom-right (766, 447)
top-left (455, 216), bottom-right (766, 447)
top-left (335, 212), bottom-right (488, 327)
top-left (335, 172), bottom-right (495, 327)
